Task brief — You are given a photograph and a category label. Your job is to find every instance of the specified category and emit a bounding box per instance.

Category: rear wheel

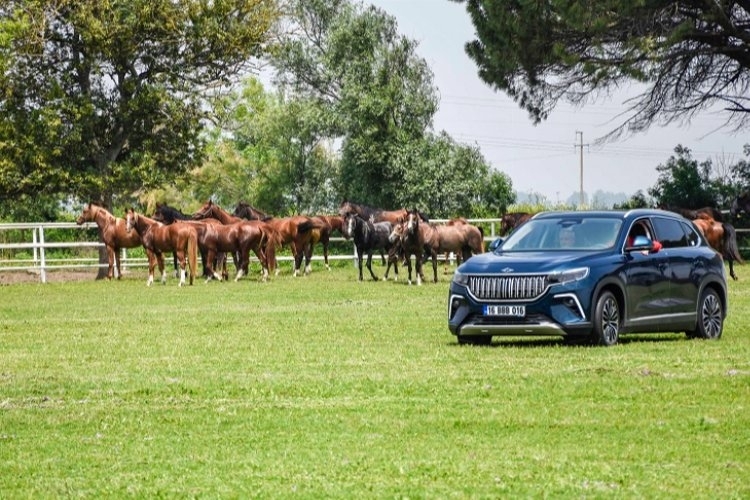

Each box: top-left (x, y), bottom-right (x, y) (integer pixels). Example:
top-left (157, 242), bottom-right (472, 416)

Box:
top-left (592, 291), bottom-right (620, 347)
top-left (457, 335), bottom-right (492, 346)
top-left (688, 288), bottom-right (723, 340)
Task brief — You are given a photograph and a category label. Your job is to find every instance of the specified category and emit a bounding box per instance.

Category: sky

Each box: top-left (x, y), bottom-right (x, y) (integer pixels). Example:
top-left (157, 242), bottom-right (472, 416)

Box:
top-left (368, 0), bottom-right (748, 205)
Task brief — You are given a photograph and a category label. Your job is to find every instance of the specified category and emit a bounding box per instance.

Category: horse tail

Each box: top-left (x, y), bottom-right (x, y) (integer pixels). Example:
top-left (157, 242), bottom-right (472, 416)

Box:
top-left (477, 226), bottom-right (485, 253)
top-left (297, 217), bottom-right (327, 234)
top-left (187, 230), bottom-right (198, 285)
top-left (722, 223), bottom-right (744, 263)
top-left (263, 225), bottom-right (282, 274)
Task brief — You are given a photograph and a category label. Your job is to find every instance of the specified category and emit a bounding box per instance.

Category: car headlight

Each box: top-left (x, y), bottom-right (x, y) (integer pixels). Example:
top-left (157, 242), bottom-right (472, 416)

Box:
top-left (452, 270), bottom-right (469, 286)
top-left (548, 267), bottom-right (589, 285)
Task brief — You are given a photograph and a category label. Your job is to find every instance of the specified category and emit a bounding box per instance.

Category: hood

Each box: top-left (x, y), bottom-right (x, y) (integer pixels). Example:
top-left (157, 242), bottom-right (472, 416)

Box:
top-left (458, 250), bottom-right (600, 274)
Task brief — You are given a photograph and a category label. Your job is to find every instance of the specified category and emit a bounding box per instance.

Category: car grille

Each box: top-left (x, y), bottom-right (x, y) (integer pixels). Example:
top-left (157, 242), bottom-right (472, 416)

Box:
top-left (467, 275), bottom-right (549, 301)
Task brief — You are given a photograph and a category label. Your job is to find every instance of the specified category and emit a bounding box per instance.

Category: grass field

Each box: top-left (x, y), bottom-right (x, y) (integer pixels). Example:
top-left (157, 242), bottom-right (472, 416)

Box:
top-left (1, 261), bottom-right (749, 498)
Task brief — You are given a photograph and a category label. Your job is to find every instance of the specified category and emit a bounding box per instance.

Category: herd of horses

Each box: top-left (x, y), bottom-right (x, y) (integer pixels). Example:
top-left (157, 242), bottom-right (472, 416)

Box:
top-left (75, 200), bottom-right (486, 286)
top-left (76, 195), bottom-right (750, 286)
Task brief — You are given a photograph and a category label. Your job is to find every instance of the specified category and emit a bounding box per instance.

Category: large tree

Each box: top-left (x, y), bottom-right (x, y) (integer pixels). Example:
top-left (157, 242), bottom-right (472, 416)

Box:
top-left (0, 0), bottom-right (278, 207)
top-left (452, 0), bottom-right (750, 136)
top-left (270, 0), bottom-right (438, 209)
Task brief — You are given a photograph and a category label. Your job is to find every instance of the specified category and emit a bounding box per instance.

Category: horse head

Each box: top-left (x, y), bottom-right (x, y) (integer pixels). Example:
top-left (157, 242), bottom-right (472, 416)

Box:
top-left (125, 208), bottom-right (137, 233)
top-left (192, 200), bottom-right (216, 220)
top-left (342, 212), bottom-right (359, 240)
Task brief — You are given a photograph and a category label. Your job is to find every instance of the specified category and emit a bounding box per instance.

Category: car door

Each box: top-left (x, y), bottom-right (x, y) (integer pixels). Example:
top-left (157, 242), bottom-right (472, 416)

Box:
top-left (650, 216), bottom-right (703, 321)
top-left (622, 218), bottom-right (672, 328)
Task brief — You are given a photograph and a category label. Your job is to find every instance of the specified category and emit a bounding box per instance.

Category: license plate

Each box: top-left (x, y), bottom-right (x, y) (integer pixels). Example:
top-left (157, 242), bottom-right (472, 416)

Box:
top-left (484, 305), bottom-right (526, 317)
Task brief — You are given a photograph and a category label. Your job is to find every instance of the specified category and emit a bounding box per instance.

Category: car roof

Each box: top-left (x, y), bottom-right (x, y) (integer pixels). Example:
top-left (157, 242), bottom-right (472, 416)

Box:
top-left (531, 209), bottom-right (687, 222)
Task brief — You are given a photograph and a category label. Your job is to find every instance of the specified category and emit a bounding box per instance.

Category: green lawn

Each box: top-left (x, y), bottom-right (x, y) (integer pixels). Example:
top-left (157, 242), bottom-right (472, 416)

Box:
top-left (1, 262), bottom-right (748, 498)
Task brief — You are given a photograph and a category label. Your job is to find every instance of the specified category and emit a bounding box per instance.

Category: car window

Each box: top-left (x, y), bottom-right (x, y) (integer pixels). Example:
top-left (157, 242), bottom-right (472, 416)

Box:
top-left (501, 217), bottom-right (621, 251)
top-left (651, 216), bottom-right (689, 248)
top-left (681, 221), bottom-right (702, 246)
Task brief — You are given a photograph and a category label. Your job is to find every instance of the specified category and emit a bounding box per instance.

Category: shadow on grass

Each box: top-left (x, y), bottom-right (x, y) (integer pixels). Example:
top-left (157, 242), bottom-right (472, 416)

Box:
top-left (450, 333), bottom-right (688, 349)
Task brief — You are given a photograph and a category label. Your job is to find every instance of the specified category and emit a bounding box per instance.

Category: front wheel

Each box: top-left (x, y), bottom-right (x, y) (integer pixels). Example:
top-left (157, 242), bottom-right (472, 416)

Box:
top-left (688, 288), bottom-right (723, 340)
top-left (592, 291), bottom-right (620, 347)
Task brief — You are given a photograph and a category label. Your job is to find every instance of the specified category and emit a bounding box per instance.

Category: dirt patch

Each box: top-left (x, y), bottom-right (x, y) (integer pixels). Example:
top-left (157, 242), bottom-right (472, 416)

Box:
top-left (0, 270), bottom-right (101, 285)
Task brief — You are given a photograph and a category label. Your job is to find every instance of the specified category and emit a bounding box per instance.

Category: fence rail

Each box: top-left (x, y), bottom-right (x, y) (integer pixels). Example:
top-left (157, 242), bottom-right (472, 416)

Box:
top-left (0, 219), bottom-right (504, 283)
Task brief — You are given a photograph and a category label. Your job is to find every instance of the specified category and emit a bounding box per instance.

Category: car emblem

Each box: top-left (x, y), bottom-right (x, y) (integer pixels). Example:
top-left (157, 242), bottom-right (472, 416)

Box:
top-left (501, 267), bottom-right (514, 273)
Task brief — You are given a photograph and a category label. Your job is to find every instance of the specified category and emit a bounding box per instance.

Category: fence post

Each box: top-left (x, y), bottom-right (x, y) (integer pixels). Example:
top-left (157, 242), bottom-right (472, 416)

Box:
top-left (38, 226), bottom-right (47, 284)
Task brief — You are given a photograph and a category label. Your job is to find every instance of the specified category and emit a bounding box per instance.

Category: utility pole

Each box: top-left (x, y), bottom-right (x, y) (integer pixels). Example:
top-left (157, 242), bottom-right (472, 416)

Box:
top-left (574, 131), bottom-right (587, 207)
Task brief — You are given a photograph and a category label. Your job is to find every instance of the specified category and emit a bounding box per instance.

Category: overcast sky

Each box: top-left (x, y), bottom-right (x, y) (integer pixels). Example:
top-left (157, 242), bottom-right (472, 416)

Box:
top-left (368, 0), bottom-right (748, 204)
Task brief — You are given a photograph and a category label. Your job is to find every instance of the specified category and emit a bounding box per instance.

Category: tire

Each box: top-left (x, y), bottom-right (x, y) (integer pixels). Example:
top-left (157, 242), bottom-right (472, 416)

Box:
top-left (457, 335), bottom-right (492, 346)
top-left (592, 291), bottom-right (620, 346)
top-left (688, 288), bottom-right (723, 340)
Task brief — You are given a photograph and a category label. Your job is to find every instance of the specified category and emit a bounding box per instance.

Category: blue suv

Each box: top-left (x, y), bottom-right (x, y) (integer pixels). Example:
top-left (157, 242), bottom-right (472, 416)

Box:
top-left (448, 210), bottom-right (728, 346)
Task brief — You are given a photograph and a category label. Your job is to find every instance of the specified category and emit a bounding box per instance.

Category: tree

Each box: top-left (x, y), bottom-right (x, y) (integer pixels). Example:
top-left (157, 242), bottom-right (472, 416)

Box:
top-left (648, 146), bottom-right (718, 208)
top-left (0, 0), bottom-right (279, 207)
top-left (452, 1), bottom-right (750, 136)
top-left (191, 78), bottom-right (340, 215)
top-left (271, 0), bottom-right (438, 208)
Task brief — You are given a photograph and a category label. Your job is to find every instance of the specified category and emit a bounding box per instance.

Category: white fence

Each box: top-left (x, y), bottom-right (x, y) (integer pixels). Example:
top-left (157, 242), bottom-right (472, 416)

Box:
top-left (0, 219), bottom-right (504, 283)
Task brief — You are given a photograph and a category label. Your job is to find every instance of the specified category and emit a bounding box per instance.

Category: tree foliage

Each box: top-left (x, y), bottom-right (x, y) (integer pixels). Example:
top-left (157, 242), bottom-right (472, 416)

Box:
top-left (271, 0), bottom-right (438, 209)
top-left (0, 0), bottom-right (279, 206)
top-left (649, 145), bottom-right (719, 208)
top-left (452, 0), bottom-right (750, 136)
top-left (267, 0), bottom-right (515, 216)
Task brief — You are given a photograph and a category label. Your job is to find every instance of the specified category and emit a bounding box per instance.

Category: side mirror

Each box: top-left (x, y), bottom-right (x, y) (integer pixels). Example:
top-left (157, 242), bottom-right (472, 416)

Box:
top-left (488, 237), bottom-right (504, 251)
top-left (626, 235), bottom-right (658, 253)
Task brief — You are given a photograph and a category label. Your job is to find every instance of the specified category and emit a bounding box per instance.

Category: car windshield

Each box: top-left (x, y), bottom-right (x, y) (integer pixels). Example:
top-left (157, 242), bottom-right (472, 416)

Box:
top-left (500, 216), bottom-right (623, 251)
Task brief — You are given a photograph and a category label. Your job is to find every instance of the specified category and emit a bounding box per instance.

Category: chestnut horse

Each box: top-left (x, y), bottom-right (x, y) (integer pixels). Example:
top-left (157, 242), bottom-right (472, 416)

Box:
top-left (76, 203), bottom-right (142, 280)
top-left (191, 200), bottom-right (278, 281)
top-left (661, 205), bottom-right (724, 222)
top-left (500, 212), bottom-right (533, 235)
top-left (125, 208), bottom-right (198, 286)
top-left (693, 217), bottom-right (743, 280)
top-left (152, 203), bottom-right (229, 281)
top-left (309, 214), bottom-right (345, 271)
top-left (415, 219), bottom-right (484, 283)
top-left (232, 202), bottom-right (327, 276)
top-left (389, 209), bottom-right (427, 285)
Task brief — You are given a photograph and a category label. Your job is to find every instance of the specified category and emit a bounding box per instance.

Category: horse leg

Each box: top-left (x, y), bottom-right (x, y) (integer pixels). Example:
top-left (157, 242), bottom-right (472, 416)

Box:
top-left (157, 252), bottom-right (167, 285)
top-left (729, 259), bottom-right (738, 281)
top-left (323, 240), bottom-right (330, 271)
top-left (174, 250), bottom-right (187, 287)
top-left (366, 251), bottom-right (378, 281)
top-left (172, 253), bottom-right (179, 279)
top-left (304, 242), bottom-right (313, 276)
top-left (356, 247), bottom-right (365, 281)
top-left (145, 251), bottom-right (156, 286)
top-left (414, 254), bottom-right (423, 286)
top-left (108, 246), bottom-right (117, 280)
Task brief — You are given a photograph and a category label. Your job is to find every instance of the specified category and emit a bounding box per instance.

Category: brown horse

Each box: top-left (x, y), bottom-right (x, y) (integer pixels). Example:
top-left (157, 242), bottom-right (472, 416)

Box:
top-left (76, 203), bottom-right (142, 280)
top-left (692, 217), bottom-right (743, 280)
top-left (191, 200), bottom-right (278, 281)
top-left (232, 201), bottom-right (273, 221)
top-left (661, 205), bottom-right (724, 222)
top-left (309, 214), bottom-right (345, 270)
top-left (232, 202), bottom-right (327, 276)
top-left (416, 220), bottom-right (485, 283)
top-left (439, 217), bottom-right (474, 273)
top-left (152, 202), bottom-right (227, 281)
top-left (500, 212), bottom-right (533, 235)
top-left (388, 209), bottom-right (427, 285)
top-left (125, 208), bottom-right (198, 286)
